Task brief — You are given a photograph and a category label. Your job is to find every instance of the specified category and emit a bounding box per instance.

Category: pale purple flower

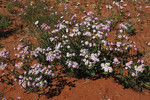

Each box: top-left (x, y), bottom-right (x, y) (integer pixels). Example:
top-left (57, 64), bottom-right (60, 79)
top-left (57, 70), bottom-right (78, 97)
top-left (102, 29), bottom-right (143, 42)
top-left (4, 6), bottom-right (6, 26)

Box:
top-left (116, 42), bottom-right (122, 47)
top-left (15, 62), bottom-right (23, 69)
top-left (118, 35), bottom-right (122, 38)
top-left (41, 23), bottom-right (47, 28)
top-left (101, 63), bottom-right (113, 73)
top-left (0, 62), bottom-right (7, 70)
top-left (119, 29), bottom-right (123, 33)
top-left (113, 57), bottom-right (120, 65)
top-left (0, 48), bottom-right (9, 58)
top-left (17, 97), bottom-right (21, 100)
top-left (131, 73), bottom-right (135, 77)
top-left (87, 11), bottom-right (94, 15)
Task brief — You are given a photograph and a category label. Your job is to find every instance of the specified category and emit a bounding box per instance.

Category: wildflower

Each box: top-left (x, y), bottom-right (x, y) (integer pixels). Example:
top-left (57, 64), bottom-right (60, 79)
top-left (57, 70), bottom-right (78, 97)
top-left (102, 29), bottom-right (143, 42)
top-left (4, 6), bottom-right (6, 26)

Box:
top-left (119, 23), bottom-right (127, 29)
top-left (66, 60), bottom-right (79, 69)
top-left (17, 97), bottom-right (21, 100)
top-left (105, 5), bottom-right (112, 9)
top-left (0, 48), bottom-right (9, 58)
top-left (66, 52), bottom-right (70, 57)
top-left (85, 60), bottom-right (89, 65)
top-left (0, 62), bottom-right (7, 70)
top-left (119, 29), bottom-right (123, 33)
top-left (35, 21), bottom-right (39, 25)
top-left (41, 23), bottom-right (47, 28)
top-left (134, 64), bottom-right (144, 73)
top-left (85, 41), bottom-right (89, 45)
top-left (123, 4), bottom-right (127, 6)
top-left (67, 45), bottom-right (70, 49)
top-left (89, 43), bottom-right (92, 47)
top-left (22, 81), bottom-right (26, 88)
top-left (15, 62), bottom-right (23, 69)
top-left (45, 26), bottom-right (51, 31)
top-left (131, 73), bottom-right (135, 77)
top-left (87, 11), bottom-right (94, 15)
top-left (113, 57), bottom-right (120, 65)
top-left (118, 35), bottom-right (122, 38)
top-left (125, 67), bottom-right (128, 70)
top-left (119, 5), bottom-right (124, 9)
top-left (125, 61), bottom-right (133, 69)
top-left (55, 42), bottom-right (62, 50)
top-left (116, 42), bottom-right (122, 47)
top-left (101, 63), bottom-right (113, 73)
top-left (90, 53), bottom-right (99, 62)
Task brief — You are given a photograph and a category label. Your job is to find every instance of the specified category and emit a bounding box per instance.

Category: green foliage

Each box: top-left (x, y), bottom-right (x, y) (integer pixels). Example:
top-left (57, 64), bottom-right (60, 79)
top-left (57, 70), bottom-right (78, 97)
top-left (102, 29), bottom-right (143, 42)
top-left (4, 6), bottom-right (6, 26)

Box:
top-left (0, 13), bottom-right (10, 37)
top-left (0, 0), bottom-right (2, 4)
top-left (79, 6), bottom-right (84, 12)
top-left (125, 20), bottom-right (136, 35)
top-left (7, 2), bottom-right (14, 13)
top-left (21, 0), bottom-right (60, 30)
top-left (146, 0), bottom-right (150, 3)
top-left (120, 20), bottom-right (136, 35)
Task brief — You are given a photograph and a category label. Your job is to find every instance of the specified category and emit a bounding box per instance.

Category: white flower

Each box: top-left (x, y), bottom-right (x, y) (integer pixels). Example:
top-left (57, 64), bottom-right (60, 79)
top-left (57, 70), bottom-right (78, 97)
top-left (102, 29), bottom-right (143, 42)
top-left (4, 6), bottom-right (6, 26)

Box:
top-left (120, 6), bottom-right (124, 9)
top-left (67, 45), bottom-right (70, 48)
top-left (85, 55), bottom-right (88, 58)
top-left (101, 63), bottom-right (113, 73)
top-left (85, 60), bottom-right (89, 65)
top-left (106, 5), bottom-right (112, 9)
top-left (123, 4), bottom-right (127, 6)
top-left (66, 28), bottom-right (69, 32)
top-left (131, 73), bottom-right (135, 77)
top-left (85, 41), bottom-right (89, 45)
top-left (35, 21), bottom-right (39, 25)
top-left (120, 0), bottom-right (124, 2)
top-left (89, 43), bottom-right (92, 47)
top-left (66, 52), bottom-right (70, 57)
top-left (55, 42), bottom-right (61, 50)
top-left (83, 59), bottom-right (86, 62)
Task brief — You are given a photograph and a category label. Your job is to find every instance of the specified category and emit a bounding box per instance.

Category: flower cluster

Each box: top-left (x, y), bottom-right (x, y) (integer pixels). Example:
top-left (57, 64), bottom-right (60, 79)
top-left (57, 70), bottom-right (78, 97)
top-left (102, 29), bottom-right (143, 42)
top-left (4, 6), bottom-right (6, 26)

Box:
top-left (15, 44), bottom-right (30, 59)
top-left (80, 50), bottom-right (101, 67)
top-left (119, 21), bottom-right (135, 35)
top-left (31, 46), bottom-right (62, 63)
top-left (132, 60), bottom-right (145, 77)
top-left (113, 57), bottom-right (120, 65)
top-left (52, 16), bottom-right (113, 75)
top-left (125, 61), bottom-right (133, 69)
top-left (18, 63), bottom-right (54, 89)
top-left (101, 63), bottom-right (113, 73)
top-left (41, 23), bottom-right (51, 31)
top-left (0, 62), bottom-right (7, 70)
top-left (46, 49), bottom-right (62, 62)
top-left (105, 33), bottom-right (137, 53)
top-left (0, 48), bottom-right (9, 58)
top-left (66, 60), bottom-right (79, 69)
top-left (15, 62), bottom-right (23, 69)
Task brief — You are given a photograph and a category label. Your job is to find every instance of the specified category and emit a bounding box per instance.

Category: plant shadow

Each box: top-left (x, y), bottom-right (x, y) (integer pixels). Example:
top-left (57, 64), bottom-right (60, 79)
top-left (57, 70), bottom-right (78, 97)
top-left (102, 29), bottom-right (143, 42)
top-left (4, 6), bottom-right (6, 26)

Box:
top-left (39, 75), bottom-right (77, 99)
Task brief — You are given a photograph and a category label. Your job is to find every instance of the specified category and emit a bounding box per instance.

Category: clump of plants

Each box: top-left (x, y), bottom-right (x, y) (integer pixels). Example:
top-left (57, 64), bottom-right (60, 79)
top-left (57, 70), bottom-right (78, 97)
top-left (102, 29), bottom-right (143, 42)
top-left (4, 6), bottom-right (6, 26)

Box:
top-left (0, 13), bottom-right (150, 93)
top-left (0, 42), bottom-right (57, 93)
top-left (7, 2), bottom-right (14, 13)
top-left (21, 0), bottom-right (60, 28)
top-left (119, 20), bottom-right (136, 35)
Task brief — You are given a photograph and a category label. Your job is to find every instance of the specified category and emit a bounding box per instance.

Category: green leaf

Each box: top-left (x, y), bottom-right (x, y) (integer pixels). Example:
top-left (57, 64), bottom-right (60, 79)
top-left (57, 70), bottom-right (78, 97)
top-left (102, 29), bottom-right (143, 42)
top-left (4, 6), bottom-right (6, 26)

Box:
top-left (144, 82), bottom-right (150, 90)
